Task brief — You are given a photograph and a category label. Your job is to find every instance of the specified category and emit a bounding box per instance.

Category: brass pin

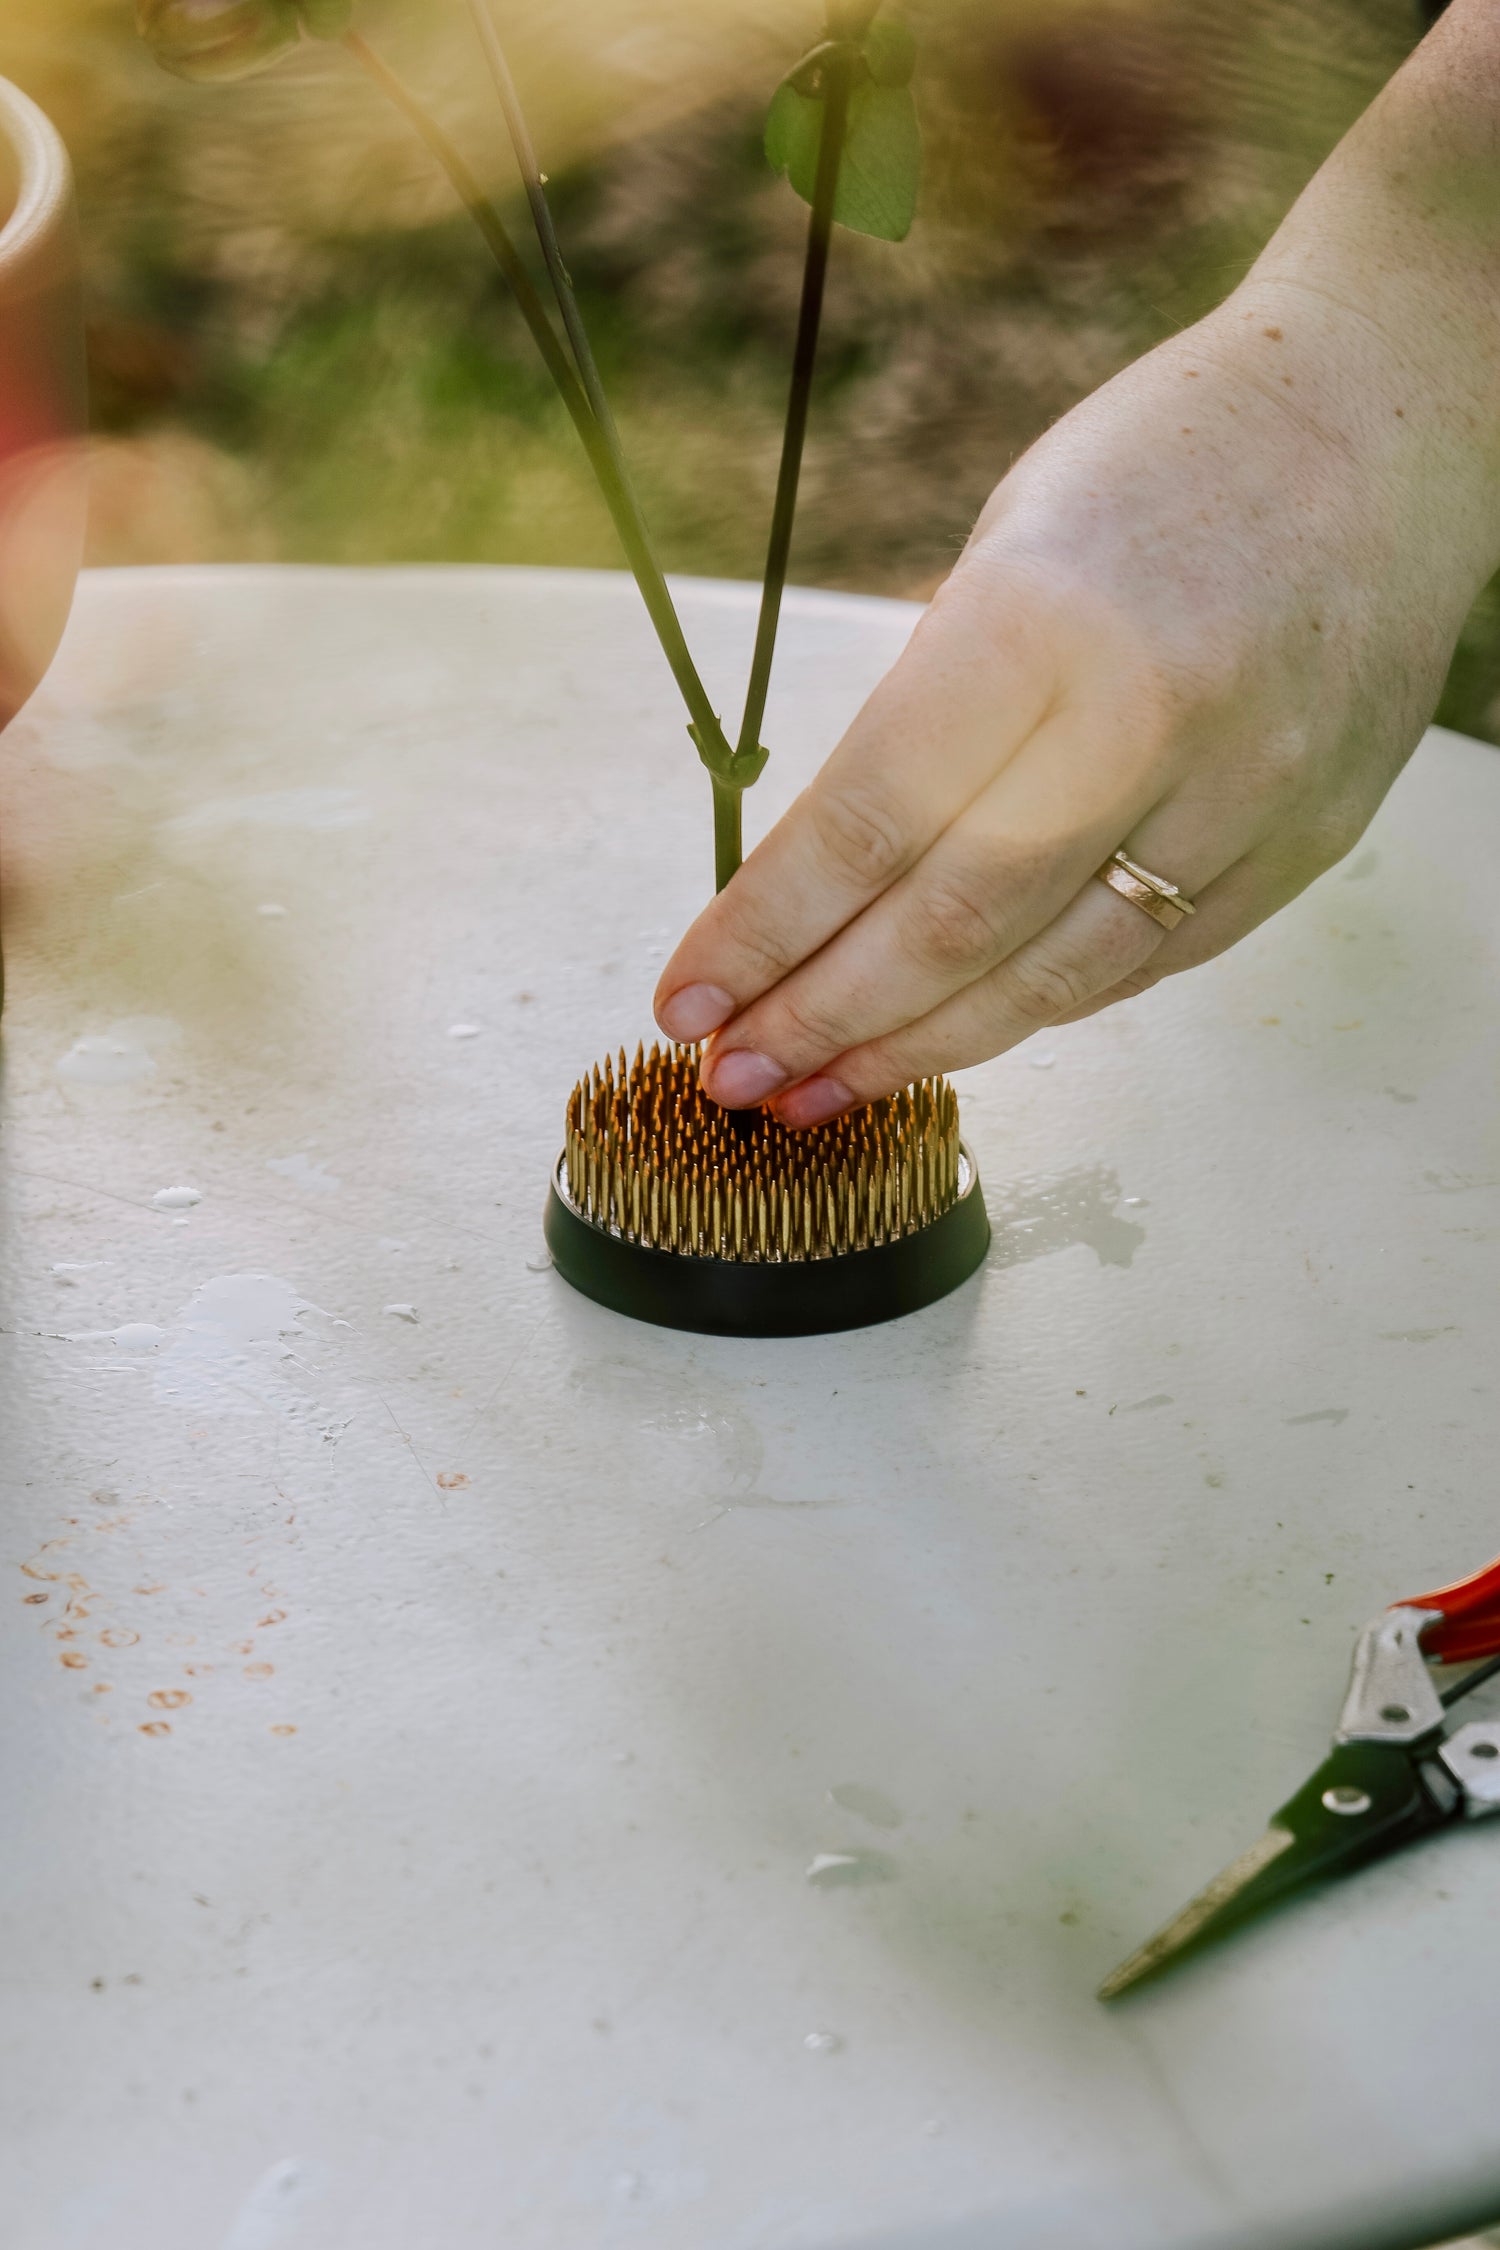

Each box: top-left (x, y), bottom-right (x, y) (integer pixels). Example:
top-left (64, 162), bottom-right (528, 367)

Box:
top-left (559, 1050), bottom-right (963, 1264)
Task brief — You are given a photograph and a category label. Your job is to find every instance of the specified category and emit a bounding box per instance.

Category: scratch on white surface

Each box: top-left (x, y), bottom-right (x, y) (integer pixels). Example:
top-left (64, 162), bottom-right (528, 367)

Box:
top-left (17, 1168), bottom-right (155, 1213)
top-left (376, 1388), bottom-right (441, 1500)
top-left (460, 1306), bottom-right (554, 1448)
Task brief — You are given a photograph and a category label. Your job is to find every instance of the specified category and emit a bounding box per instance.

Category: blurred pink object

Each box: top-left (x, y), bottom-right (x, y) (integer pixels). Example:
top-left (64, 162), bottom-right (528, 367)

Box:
top-left (0, 75), bottom-right (86, 1011)
top-left (0, 75), bottom-right (86, 739)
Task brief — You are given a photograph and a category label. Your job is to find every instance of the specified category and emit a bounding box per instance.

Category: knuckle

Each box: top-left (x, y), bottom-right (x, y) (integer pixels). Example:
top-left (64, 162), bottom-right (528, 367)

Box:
top-left (907, 868), bottom-right (1010, 973)
top-left (1152, 639), bottom-right (1248, 722)
top-left (1236, 726), bottom-right (1313, 802)
top-left (1109, 966), bottom-right (1163, 1002)
top-left (1002, 942), bottom-right (1099, 1024)
top-left (714, 891), bottom-right (797, 987)
top-left (773, 984), bottom-right (856, 1058)
top-left (1304, 798), bottom-right (1369, 869)
top-left (1274, 796), bottom-right (1368, 885)
top-left (806, 781), bottom-right (910, 891)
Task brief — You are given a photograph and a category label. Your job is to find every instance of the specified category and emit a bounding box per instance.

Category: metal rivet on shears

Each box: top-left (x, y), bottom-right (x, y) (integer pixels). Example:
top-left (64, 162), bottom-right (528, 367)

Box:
top-left (1322, 1785), bottom-right (1373, 1817)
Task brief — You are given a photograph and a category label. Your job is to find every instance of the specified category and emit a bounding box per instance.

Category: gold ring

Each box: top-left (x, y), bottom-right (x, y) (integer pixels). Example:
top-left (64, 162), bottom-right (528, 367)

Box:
top-left (1095, 849), bottom-right (1197, 932)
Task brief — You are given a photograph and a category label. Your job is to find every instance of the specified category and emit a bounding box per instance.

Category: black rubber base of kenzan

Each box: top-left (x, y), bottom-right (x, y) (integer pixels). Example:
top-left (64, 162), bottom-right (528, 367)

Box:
top-left (543, 1147), bottom-right (990, 1338)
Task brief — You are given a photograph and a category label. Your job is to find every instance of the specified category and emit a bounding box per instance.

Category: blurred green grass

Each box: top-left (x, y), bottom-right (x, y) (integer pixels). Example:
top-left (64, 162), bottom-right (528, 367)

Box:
top-left (5, 0), bottom-right (1498, 740)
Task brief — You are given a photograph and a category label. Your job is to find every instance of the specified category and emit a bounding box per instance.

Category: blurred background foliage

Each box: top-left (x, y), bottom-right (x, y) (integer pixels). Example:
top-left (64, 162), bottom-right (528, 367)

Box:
top-left (2, 0), bottom-right (1498, 740)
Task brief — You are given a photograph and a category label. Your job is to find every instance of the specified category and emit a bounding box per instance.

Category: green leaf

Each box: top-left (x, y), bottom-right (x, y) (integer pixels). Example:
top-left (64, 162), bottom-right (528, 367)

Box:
top-left (764, 75), bottom-right (921, 243)
top-left (863, 19), bottom-right (916, 87)
top-left (764, 78), bottom-right (817, 187)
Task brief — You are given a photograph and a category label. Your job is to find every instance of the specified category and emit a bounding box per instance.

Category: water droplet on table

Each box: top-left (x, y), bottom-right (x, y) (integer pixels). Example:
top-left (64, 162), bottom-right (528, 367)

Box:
top-left (804, 2029), bottom-right (845, 2054)
top-left (384, 1303), bottom-right (420, 1323)
top-left (268, 1152), bottom-right (341, 1194)
top-left (447, 1023), bottom-right (482, 1040)
top-left (56, 1017), bottom-right (179, 1091)
top-left (109, 1324), bottom-right (167, 1355)
top-left (805, 1849), bottom-right (897, 1888)
top-left (152, 1186), bottom-right (201, 1211)
top-left (828, 1782), bottom-right (903, 1830)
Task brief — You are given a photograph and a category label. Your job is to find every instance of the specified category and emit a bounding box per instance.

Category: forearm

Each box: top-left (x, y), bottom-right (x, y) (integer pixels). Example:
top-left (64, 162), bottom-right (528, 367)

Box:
top-left (1239, 0), bottom-right (1500, 592)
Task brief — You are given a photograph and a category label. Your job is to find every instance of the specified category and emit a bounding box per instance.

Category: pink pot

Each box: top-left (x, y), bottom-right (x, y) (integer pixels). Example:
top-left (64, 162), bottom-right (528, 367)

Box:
top-left (0, 76), bottom-right (85, 727)
top-left (0, 75), bottom-right (86, 1010)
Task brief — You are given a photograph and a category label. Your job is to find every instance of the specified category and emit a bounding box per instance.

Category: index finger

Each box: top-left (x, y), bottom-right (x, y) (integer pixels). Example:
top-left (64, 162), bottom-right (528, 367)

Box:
top-left (653, 560), bottom-right (1059, 1043)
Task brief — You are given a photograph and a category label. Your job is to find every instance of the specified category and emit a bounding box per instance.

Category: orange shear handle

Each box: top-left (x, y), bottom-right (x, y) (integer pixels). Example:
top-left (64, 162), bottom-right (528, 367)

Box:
top-left (1396, 1549), bottom-right (1500, 1664)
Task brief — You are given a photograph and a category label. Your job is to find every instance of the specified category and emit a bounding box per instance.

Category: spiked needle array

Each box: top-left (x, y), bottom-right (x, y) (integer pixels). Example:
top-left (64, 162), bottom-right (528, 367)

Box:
top-left (561, 1042), bottom-right (963, 1262)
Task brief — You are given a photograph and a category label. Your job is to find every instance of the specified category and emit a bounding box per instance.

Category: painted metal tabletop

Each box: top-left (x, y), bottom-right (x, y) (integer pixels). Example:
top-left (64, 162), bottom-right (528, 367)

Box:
top-left (3, 566), bottom-right (1499, 2250)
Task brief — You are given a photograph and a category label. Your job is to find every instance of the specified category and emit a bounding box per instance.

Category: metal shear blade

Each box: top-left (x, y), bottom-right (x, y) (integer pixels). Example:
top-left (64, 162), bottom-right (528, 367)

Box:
top-left (1098, 1738), bottom-right (1456, 2000)
top-left (1098, 1560), bottom-right (1500, 2001)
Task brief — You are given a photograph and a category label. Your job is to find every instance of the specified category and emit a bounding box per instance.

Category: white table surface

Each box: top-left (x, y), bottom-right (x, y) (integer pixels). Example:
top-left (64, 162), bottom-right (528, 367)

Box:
top-left (3, 565), bottom-right (1500, 2250)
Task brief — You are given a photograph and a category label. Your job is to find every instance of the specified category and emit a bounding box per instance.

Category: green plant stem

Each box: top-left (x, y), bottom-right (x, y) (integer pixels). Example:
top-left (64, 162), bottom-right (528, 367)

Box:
top-left (346, 26), bottom-right (738, 826)
top-left (735, 45), bottom-right (853, 767)
top-left (712, 780), bottom-right (742, 893)
top-left (466, 1), bottom-right (616, 443)
top-left (343, 32), bottom-right (590, 428)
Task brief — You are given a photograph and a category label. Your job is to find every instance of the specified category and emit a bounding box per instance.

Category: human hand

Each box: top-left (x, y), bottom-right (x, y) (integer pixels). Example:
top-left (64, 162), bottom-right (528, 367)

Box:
top-left (653, 280), bottom-right (1496, 1126)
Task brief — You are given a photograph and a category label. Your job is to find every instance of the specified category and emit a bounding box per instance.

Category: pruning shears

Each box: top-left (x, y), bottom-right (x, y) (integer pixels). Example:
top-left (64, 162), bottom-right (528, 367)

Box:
top-left (1100, 1548), bottom-right (1500, 1999)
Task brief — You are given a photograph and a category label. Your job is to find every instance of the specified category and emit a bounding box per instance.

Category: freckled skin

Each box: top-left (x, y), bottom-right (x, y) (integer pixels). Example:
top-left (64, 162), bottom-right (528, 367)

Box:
top-left (655, 0), bottom-right (1500, 1119)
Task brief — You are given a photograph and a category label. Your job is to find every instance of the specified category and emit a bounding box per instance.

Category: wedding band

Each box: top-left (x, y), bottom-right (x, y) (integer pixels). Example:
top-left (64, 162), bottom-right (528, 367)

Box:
top-left (1095, 849), bottom-right (1197, 931)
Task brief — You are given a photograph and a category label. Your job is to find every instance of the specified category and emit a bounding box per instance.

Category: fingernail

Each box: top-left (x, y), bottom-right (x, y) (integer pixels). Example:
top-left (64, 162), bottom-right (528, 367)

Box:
top-left (703, 1048), bottom-right (788, 1107)
top-left (657, 982), bottom-right (735, 1041)
top-left (774, 1075), bottom-right (855, 1129)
